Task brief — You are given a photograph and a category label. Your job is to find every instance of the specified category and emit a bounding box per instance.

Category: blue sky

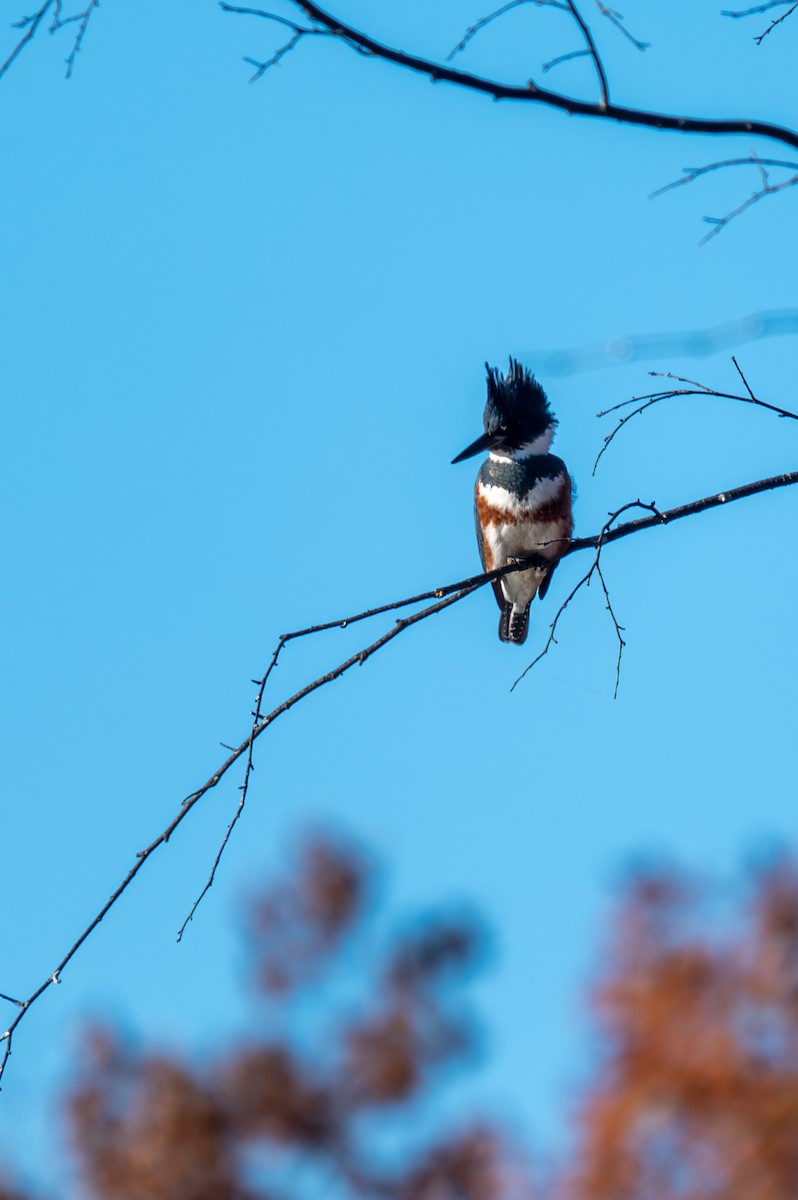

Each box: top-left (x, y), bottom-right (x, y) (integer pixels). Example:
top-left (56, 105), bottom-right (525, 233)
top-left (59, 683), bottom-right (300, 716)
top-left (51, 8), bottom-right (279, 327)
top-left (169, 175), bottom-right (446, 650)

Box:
top-left (2, 0), bottom-right (797, 1188)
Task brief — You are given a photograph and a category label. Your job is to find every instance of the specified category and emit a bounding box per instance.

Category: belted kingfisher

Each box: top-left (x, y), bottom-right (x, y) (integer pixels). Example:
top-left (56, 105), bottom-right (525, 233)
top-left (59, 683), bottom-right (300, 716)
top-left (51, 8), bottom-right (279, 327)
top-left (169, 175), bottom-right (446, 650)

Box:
top-left (452, 359), bottom-right (573, 645)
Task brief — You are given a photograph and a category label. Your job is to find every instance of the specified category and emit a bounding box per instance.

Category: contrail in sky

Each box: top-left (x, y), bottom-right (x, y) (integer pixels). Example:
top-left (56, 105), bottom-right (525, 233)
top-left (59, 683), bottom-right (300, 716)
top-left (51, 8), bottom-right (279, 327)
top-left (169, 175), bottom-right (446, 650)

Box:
top-left (519, 309), bottom-right (798, 377)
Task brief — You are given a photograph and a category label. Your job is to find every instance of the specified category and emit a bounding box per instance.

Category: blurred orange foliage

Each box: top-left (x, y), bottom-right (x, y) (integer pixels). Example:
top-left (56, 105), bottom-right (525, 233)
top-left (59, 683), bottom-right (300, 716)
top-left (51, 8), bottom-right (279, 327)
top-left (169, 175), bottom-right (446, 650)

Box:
top-left (6, 841), bottom-right (798, 1199)
top-left (562, 858), bottom-right (798, 1200)
top-left (66, 834), bottom-right (529, 1200)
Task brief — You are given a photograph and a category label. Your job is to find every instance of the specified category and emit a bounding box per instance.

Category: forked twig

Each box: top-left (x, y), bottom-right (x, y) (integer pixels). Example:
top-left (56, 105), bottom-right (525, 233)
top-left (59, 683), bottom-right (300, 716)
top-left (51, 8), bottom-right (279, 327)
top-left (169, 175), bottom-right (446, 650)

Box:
top-left (591, 1), bottom-right (648, 50)
top-left (447, 0), bottom-right (567, 60)
top-left (510, 501), bottom-right (657, 694)
top-left (220, 2), bottom-right (331, 79)
top-left (1, 0), bottom-right (55, 80)
top-left (723, 0), bottom-right (798, 42)
top-left (176, 636), bottom-right (287, 941)
top-left (447, 0), bottom-right (645, 66)
top-left (593, 364), bottom-right (798, 474)
top-left (1, 0), bottom-right (98, 80)
top-left (60, 0), bottom-right (97, 78)
top-left (652, 155), bottom-right (798, 243)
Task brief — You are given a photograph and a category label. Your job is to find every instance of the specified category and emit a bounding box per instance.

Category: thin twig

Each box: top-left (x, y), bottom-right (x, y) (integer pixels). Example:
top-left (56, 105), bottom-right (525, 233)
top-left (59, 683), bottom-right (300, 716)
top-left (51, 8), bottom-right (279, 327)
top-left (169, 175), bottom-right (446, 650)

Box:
top-left (723, 0), bottom-right (794, 14)
top-left (447, 0), bottom-right (645, 68)
top-left (244, 33), bottom-right (303, 80)
top-left (593, 368), bottom-right (798, 473)
top-left (595, 559), bottom-right (625, 697)
top-left (176, 635), bottom-right (288, 941)
top-left (651, 156), bottom-right (798, 198)
top-left (219, 1), bottom-right (329, 79)
top-left (58, 0), bottom-right (97, 78)
top-left (219, 2), bottom-right (305, 26)
top-left (723, 0), bottom-right (798, 40)
top-left (510, 500), bottom-right (653, 692)
top-left (700, 170), bottom-right (798, 242)
top-left (447, 0), bottom-right (566, 60)
top-left (543, 48), bottom-right (590, 72)
top-left (1, 0), bottom-right (98, 80)
top-left (651, 155), bottom-right (798, 242)
top-left (591, 1), bottom-right (648, 50)
top-left (564, 0), bottom-right (609, 106)
top-left (755, 2), bottom-right (798, 41)
top-left (731, 356), bottom-right (756, 401)
top-left (1, 0), bottom-right (55, 80)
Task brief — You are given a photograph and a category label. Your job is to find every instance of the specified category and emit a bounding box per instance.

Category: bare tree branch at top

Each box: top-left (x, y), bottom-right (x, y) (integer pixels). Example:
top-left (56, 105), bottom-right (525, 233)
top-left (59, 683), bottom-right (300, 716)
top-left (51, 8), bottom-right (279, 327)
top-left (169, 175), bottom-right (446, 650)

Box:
top-left (4, 0), bottom-right (798, 231)
top-left (216, 1), bottom-right (798, 155)
top-left (5, 0), bottom-right (798, 156)
top-left (213, 0), bottom-right (798, 233)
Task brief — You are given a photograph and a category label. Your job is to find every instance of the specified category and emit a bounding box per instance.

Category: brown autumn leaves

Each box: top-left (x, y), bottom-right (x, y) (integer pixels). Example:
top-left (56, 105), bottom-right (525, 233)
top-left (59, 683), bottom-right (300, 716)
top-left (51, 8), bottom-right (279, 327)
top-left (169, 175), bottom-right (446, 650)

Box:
top-left (4, 837), bottom-right (798, 1199)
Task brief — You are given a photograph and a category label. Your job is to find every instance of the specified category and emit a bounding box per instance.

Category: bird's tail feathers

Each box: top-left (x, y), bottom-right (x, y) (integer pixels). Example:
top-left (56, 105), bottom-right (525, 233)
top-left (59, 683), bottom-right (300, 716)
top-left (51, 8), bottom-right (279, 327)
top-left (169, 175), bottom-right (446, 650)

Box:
top-left (498, 603), bottom-right (530, 645)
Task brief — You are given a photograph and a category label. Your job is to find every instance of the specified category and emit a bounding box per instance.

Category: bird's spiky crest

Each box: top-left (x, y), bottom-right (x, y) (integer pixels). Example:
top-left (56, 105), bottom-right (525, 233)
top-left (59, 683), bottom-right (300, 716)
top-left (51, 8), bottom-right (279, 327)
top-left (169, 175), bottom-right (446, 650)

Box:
top-left (483, 358), bottom-right (554, 438)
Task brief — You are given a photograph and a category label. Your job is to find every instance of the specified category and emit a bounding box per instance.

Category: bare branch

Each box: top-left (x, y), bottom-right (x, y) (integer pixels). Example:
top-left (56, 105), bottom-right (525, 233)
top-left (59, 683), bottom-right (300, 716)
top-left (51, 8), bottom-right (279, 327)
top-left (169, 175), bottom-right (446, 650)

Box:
top-left (177, 633), bottom-right (288, 941)
top-left (651, 154), bottom-right (798, 241)
top-left (447, 0), bottom-right (645, 67)
top-left (731, 355), bottom-right (756, 401)
top-left (244, 33), bottom-right (303, 81)
top-left (723, 0), bottom-right (794, 13)
top-left (564, 0), bottom-right (609, 106)
top-left (1, 0), bottom-right (55, 81)
top-left (591, 1), bottom-right (648, 51)
top-left (219, 2), bottom-right (331, 80)
top-left (2, 0), bottom-right (98, 80)
top-left (595, 559), bottom-right (625, 697)
top-left (723, 0), bottom-right (798, 41)
top-left (220, 0), bottom-right (798, 153)
top-left (219, 2), bottom-right (304, 27)
top-left (593, 366), bottom-right (798, 473)
top-left (4, 467), bottom-right (798, 1085)
top-left (448, 0), bottom-right (567, 61)
top-left (700, 172), bottom-right (798, 242)
top-left (510, 500), bottom-right (653, 693)
top-left (449, 0), bottom-right (644, 88)
top-left (543, 48), bottom-right (590, 72)
top-left (651, 155), bottom-right (798, 198)
top-left (757, 0), bottom-right (798, 36)
top-left (56, 0), bottom-right (97, 79)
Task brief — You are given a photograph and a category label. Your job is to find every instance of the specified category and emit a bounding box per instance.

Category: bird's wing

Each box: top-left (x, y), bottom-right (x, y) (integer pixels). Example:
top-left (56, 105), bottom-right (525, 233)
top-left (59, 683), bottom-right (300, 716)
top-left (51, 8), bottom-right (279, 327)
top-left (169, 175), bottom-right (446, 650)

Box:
top-left (474, 490), bottom-right (505, 612)
top-left (474, 493), bottom-right (487, 571)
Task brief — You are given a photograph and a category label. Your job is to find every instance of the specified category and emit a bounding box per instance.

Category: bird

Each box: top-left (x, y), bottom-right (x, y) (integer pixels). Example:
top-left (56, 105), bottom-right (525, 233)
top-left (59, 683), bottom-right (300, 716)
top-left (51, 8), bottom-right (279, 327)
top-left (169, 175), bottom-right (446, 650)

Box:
top-left (452, 358), bottom-right (573, 645)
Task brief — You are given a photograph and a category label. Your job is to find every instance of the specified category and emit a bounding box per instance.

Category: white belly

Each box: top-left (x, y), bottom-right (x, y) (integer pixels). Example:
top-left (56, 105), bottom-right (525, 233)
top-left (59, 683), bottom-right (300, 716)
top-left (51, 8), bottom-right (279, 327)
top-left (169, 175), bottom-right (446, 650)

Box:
top-left (478, 475), bottom-right (570, 612)
top-left (484, 520), bottom-right (565, 609)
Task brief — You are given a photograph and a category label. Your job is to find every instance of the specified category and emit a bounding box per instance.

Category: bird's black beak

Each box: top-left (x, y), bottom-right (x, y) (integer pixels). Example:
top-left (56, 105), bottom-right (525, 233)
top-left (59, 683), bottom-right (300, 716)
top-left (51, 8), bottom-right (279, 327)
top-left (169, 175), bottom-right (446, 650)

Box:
top-left (451, 430), bottom-right (505, 465)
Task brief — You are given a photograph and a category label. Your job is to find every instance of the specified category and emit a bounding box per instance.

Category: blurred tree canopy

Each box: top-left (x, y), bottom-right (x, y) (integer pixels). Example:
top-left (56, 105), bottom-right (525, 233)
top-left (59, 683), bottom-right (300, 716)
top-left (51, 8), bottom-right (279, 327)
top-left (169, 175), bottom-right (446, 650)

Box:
top-left (4, 837), bottom-right (798, 1199)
